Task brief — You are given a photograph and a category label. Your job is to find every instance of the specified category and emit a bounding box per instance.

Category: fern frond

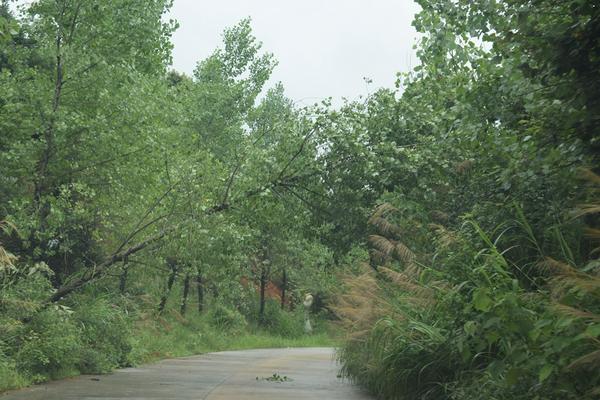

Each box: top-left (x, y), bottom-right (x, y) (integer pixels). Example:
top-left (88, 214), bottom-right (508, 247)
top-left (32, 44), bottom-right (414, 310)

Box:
top-left (0, 247), bottom-right (17, 270)
top-left (429, 224), bottom-right (458, 248)
top-left (403, 263), bottom-right (422, 278)
top-left (378, 266), bottom-right (433, 301)
top-left (537, 257), bottom-right (577, 276)
top-left (369, 249), bottom-right (388, 265)
top-left (551, 275), bottom-right (600, 297)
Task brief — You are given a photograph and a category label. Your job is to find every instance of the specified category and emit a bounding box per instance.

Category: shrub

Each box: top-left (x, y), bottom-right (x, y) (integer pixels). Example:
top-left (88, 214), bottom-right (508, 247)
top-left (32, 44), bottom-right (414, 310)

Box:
top-left (258, 300), bottom-right (304, 338)
top-left (208, 304), bottom-right (247, 335)
top-left (72, 297), bottom-right (132, 373)
top-left (0, 355), bottom-right (26, 392)
top-left (15, 308), bottom-right (81, 381)
top-left (336, 206), bottom-right (600, 400)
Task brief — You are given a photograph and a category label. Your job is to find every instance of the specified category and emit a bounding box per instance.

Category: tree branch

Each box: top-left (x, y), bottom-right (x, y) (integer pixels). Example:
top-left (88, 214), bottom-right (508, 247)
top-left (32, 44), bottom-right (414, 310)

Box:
top-left (276, 126), bottom-right (317, 182)
top-left (47, 226), bottom-right (174, 303)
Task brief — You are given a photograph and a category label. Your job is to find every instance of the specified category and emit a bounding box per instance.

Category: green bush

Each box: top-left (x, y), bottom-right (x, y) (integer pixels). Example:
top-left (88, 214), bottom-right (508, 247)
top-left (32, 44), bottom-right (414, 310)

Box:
top-left (258, 300), bottom-right (305, 338)
top-left (0, 355), bottom-right (26, 392)
top-left (337, 213), bottom-right (600, 400)
top-left (15, 308), bottom-right (81, 381)
top-left (3, 291), bottom-right (134, 382)
top-left (72, 297), bottom-right (132, 373)
top-left (208, 304), bottom-right (247, 335)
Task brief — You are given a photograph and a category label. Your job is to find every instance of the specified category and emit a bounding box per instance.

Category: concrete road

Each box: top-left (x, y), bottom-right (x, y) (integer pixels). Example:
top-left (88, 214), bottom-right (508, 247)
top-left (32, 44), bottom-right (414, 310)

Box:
top-left (1, 347), bottom-right (373, 399)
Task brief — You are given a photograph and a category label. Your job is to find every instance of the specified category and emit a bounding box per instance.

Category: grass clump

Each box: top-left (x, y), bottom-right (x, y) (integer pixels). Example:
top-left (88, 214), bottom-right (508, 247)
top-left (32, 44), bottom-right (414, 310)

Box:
top-left (73, 297), bottom-right (132, 373)
top-left (335, 195), bottom-right (600, 400)
top-left (252, 300), bottom-right (306, 338)
top-left (208, 304), bottom-right (247, 335)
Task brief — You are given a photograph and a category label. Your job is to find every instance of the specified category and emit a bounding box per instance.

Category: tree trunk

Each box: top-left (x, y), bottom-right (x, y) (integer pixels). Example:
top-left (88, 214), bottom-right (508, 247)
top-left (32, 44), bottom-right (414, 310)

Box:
top-left (158, 258), bottom-right (178, 314)
top-left (196, 272), bottom-right (204, 313)
top-left (119, 263), bottom-right (129, 294)
top-left (281, 268), bottom-right (287, 310)
top-left (34, 34), bottom-right (63, 232)
top-left (259, 265), bottom-right (267, 323)
top-left (180, 274), bottom-right (190, 315)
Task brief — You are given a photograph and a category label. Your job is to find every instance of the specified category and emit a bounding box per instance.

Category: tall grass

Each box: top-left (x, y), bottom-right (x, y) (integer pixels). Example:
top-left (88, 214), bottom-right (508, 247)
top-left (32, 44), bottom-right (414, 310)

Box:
top-left (335, 178), bottom-right (600, 399)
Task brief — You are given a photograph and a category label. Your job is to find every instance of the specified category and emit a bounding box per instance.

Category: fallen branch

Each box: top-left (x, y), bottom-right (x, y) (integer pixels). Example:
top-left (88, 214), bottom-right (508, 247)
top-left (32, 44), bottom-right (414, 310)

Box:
top-left (47, 227), bottom-right (173, 303)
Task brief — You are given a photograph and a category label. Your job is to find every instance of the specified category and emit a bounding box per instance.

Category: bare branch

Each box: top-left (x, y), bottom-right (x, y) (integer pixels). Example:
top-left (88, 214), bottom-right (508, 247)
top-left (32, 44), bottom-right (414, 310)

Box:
top-left (114, 180), bottom-right (181, 254)
top-left (221, 162), bottom-right (241, 205)
top-left (276, 126), bottom-right (317, 182)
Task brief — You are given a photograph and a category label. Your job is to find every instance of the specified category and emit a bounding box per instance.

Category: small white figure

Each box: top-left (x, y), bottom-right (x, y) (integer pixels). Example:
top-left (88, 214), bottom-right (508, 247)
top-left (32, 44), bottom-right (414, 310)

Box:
top-left (303, 293), bottom-right (314, 334)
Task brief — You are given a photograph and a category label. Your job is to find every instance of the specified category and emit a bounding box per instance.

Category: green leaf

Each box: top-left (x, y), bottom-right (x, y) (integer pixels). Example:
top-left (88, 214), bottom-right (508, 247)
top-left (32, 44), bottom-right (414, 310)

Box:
top-left (584, 324), bottom-right (600, 338)
top-left (472, 288), bottom-right (493, 312)
top-left (464, 320), bottom-right (477, 335)
top-left (505, 368), bottom-right (522, 386)
top-left (529, 328), bottom-right (541, 342)
top-left (539, 364), bottom-right (553, 382)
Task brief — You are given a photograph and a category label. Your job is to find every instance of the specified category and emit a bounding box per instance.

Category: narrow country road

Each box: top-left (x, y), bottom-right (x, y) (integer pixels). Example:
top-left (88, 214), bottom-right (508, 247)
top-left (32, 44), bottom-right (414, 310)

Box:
top-left (1, 347), bottom-right (372, 400)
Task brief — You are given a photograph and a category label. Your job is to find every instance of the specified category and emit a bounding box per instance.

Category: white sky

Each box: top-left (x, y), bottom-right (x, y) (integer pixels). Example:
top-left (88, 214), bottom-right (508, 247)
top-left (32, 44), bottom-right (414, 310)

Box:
top-left (168, 0), bottom-right (421, 105)
top-left (12, 0), bottom-right (422, 105)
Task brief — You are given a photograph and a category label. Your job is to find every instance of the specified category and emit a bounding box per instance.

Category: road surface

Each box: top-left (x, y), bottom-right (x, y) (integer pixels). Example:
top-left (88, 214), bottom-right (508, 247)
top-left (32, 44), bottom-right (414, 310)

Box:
top-left (1, 347), bottom-right (372, 399)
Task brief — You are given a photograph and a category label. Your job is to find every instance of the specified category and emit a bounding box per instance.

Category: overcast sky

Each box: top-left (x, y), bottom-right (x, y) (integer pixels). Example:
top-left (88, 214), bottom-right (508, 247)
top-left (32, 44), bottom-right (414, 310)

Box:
top-left (12, 0), bottom-right (421, 105)
top-left (168, 0), bottom-right (421, 105)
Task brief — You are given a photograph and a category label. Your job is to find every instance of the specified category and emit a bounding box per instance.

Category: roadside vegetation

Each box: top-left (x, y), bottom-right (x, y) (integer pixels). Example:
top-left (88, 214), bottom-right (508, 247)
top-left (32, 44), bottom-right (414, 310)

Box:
top-left (1, 0), bottom-right (599, 398)
top-left (0, 1), bottom-right (335, 391)
top-left (332, 1), bottom-right (600, 399)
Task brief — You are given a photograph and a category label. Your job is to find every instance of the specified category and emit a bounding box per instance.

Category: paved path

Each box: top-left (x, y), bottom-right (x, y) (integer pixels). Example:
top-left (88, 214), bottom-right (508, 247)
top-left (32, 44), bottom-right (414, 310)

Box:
top-left (1, 347), bottom-right (372, 400)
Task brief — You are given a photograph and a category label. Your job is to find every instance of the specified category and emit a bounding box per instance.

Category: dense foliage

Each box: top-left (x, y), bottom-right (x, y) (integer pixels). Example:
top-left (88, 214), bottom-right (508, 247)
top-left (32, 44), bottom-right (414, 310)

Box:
top-left (1, 0), bottom-right (599, 398)
top-left (0, 0), bottom-right (334, 390)
top-left (332, 0), bottom-right (600, 399)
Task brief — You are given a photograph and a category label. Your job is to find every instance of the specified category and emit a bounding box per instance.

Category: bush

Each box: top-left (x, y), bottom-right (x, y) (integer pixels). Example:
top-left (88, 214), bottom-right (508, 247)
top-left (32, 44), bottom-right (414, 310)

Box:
top-left (15, 308), bottom-right (82, 381)
top-left (258, 300), bottom-right (305, 338)
top-left (208, 304), bottom-right (247, 335)
top-left (0, 355), bottom-right (26, 392)
top-left (337, 211), bottom-right (600, 400)
top-left (72, 297), bottom-right (132, 373)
